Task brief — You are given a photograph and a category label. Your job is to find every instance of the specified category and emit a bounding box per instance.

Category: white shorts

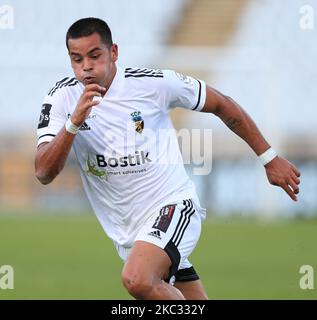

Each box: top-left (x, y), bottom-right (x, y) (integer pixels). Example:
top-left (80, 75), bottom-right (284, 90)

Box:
top-left (114, 197), bottom-right (205, 283)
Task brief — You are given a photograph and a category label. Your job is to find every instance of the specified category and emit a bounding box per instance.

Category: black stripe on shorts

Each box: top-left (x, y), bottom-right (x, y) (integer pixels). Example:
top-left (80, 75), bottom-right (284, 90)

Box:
top-left (164, 240), bottom-right (180, 282)
top-left (164, 199), bottom-right (196, 281)
top-left (175, 266), bottom-right (200, 282)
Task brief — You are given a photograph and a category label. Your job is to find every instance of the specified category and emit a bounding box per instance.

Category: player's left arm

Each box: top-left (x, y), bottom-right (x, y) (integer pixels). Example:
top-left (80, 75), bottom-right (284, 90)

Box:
top-left (201, 85), bottom-right (301, 201)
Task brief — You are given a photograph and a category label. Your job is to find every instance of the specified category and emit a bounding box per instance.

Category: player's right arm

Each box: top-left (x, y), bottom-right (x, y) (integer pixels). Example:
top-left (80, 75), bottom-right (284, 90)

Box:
top-left (35, 84), bottom-right (106, 185)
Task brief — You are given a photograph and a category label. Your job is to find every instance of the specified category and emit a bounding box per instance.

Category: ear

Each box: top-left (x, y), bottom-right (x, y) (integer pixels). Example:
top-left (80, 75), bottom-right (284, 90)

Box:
top-left (111, 44), bottom-right (118, 62)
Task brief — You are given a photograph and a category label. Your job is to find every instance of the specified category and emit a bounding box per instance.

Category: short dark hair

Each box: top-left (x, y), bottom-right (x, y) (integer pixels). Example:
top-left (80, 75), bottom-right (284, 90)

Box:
top-left (66, 17), bottom-right (113, 49)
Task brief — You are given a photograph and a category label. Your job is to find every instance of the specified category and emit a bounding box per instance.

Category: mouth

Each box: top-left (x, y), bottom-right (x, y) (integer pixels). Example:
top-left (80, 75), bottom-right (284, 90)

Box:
top-left (83, 76), bottom-right (96, 85)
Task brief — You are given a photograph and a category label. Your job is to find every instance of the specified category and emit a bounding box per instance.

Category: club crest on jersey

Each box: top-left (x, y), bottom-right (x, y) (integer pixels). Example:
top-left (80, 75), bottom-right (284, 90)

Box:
top-left (131, 111), bottom-right (144, 134)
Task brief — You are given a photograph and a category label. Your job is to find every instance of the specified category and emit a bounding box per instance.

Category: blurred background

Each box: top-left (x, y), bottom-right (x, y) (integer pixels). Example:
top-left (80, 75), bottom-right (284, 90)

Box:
top-left (0, 0), bottom-right (316, 299)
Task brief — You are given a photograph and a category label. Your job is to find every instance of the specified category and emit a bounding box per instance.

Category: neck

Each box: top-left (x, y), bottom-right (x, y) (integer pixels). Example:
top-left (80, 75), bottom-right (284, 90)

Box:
top-left (103, 64), bottom-right (117, 95)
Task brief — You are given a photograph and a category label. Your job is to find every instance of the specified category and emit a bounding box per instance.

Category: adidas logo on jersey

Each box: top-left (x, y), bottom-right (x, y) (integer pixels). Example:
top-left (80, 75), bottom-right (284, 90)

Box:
top-left (67, 114), bottom-right (90, 131)
top-left (148, 230), bottom-right (161, 240)
top-left (79, 121), bottom-right (90, 131)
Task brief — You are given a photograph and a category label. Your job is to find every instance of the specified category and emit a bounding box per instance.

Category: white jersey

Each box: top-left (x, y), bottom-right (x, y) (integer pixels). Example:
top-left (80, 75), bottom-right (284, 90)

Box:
top-left (37, 67), bottom-right (207, 247)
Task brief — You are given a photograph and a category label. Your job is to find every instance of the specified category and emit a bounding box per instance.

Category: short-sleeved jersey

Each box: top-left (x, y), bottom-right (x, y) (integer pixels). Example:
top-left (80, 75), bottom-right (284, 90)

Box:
top-left (37, 67), bottom-right (207, 247)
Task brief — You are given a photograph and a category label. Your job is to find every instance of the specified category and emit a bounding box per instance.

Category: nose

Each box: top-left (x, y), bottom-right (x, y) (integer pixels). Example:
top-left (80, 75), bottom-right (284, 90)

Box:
top-left (83, 57), bottom-right (93, 72)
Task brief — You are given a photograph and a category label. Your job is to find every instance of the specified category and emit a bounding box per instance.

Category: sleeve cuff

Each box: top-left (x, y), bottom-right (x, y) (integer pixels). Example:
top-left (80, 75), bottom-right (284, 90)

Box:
top-left (37, 133), bottom-right (56, 147)
top-left (192, 79), bottom-right (206, 112)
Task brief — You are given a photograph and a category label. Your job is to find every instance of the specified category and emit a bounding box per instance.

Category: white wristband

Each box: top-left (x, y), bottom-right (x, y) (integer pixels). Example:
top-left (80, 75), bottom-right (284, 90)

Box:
top-left (65, 118), bottom-right (80, 135)
top-left (259, 147), bottom-right (278, 166)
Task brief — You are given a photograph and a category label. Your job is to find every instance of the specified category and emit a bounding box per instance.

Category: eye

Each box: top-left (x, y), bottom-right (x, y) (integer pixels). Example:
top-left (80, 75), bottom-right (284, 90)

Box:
top-left (91, 54), bottom-right (100, 60)
top-left (73, 57), bottom-right (82, 63)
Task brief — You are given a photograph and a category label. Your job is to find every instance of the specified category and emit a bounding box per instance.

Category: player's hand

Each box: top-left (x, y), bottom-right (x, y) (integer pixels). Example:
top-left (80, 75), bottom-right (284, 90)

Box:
top-left (71, 84), bottom-right (106, 127)
top-left (264, 156), bottom-right (301, 201)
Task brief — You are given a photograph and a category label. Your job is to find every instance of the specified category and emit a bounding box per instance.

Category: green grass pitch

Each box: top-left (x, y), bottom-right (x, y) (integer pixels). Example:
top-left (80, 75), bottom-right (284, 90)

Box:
top-left (0, 213), bottom-right (316, 299)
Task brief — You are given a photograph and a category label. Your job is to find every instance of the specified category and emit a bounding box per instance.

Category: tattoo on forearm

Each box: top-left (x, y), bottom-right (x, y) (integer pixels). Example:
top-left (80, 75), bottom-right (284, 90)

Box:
top-left (225, 117), bottom-right (241, 130)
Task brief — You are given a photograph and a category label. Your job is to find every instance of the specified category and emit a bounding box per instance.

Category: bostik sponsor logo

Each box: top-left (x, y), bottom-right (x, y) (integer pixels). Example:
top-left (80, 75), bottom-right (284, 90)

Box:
top-left (96, 151), bottom-right (152, 168)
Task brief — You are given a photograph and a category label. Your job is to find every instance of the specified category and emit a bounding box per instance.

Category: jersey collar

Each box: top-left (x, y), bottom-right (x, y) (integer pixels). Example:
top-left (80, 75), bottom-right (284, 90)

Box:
top-left (104, 65), bottom-right (123, 98)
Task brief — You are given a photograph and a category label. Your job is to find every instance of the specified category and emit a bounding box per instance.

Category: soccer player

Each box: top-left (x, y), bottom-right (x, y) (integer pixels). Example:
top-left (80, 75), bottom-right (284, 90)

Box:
top-left (35, 18), bottom-right (301, 300)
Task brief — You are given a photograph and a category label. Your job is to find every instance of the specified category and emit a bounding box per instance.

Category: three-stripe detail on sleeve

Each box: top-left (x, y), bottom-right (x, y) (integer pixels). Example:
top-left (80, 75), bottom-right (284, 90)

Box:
top-left (48, 77), bottom-right (79, 96)
top-left (125, 67), bottom-right (164, 78)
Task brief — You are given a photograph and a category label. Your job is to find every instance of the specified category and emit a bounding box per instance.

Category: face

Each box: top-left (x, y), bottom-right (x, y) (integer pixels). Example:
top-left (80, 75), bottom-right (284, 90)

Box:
top-left (67, 32), bottom-right (118, 88)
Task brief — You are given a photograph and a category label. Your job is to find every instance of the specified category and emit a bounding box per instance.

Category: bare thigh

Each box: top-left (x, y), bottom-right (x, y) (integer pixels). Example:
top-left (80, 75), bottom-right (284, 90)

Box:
top-left (122, 240), bottom-right (171, 281)
top-left (174, 279), bottom-right (209, 300)
top-left (121, 240), bottom-right (185, 300)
